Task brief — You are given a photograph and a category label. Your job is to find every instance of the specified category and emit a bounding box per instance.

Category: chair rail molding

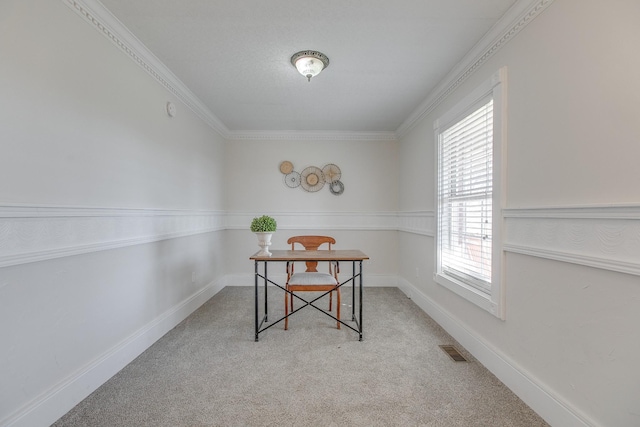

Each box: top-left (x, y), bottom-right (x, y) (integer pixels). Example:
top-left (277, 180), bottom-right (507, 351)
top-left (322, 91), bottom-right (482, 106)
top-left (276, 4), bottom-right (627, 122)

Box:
top-left (5, 204), bottom-right (638, 277)
top-left (0, 204), bottom-right (225, 268)
top-left (0, 206), bottom-right (412, 268)
top-left (397, 210), bottom-right (434, 236)
top-left (503, 205), bottom-right (640, 277)
top-left (227, 211), bottom-right (400, 231)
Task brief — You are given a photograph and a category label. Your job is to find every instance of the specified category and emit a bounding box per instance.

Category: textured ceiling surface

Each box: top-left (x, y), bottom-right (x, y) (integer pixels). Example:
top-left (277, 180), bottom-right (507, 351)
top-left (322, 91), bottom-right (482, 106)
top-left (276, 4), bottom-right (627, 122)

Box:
top-left (99, 0), bottom-right (517, 133)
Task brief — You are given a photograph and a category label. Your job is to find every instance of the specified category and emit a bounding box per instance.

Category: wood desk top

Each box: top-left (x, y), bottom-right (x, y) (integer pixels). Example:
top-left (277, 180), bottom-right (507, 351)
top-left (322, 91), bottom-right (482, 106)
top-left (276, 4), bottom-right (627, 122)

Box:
top-left (250, 249), bottom-right (369, 261)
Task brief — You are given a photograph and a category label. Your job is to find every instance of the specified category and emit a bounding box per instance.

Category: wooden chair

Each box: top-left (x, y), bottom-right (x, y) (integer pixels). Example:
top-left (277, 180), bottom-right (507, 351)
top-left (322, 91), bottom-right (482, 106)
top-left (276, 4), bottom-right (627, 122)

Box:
top-left (284, 236), bottom-right (340, 330)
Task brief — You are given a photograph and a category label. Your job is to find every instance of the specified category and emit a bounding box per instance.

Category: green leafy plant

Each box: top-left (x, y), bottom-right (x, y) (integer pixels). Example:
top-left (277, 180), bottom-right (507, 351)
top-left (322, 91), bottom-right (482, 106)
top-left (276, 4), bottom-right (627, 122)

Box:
top-left (250, 215), bottom-right (277, 233)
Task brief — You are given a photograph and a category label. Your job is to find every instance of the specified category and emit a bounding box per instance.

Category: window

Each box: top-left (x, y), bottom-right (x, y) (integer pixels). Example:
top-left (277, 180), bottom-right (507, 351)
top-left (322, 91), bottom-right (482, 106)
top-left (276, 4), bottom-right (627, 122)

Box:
top-left (435, 68), bottom-right (506, 319)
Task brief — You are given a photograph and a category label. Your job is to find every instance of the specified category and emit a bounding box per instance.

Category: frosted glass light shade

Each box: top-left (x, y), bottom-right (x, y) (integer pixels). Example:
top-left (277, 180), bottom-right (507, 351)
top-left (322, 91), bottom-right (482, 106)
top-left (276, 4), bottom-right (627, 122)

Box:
top-left (295, 57), bottom-right (324, 80)
top-left (290, 50), bottom-right (330, 82)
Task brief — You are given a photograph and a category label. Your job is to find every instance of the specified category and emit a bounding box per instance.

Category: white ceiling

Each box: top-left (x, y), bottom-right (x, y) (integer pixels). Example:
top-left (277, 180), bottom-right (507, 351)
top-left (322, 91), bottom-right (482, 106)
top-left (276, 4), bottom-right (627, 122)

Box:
top-left (98, 0), bottom-right (518, 135)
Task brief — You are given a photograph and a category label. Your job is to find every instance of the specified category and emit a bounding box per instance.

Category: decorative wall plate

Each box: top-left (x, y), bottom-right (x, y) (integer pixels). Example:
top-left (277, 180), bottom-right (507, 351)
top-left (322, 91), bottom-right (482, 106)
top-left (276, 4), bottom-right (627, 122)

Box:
top-left (329, 180), bottom-right (344, 195)
top-left (300, 166), bottom-right (325, 192)
top-left (279, 160), bottom-right (294, 174)
top-left (284, 171), bottom-right (301, 188)
top-left (322, 164), bottom-right (341, 183)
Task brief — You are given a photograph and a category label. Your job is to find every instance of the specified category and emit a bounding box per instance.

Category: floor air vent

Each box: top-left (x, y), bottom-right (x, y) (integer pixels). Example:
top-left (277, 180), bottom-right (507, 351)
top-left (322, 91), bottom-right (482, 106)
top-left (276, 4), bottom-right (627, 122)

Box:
top-left (439, 345), bottom-right (467, 362)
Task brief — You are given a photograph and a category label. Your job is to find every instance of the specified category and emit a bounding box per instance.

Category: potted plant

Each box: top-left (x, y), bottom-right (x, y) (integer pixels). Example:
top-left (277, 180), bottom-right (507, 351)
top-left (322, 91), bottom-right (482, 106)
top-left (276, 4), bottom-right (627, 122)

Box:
top-left (250, 215), bottom-right (277, 256)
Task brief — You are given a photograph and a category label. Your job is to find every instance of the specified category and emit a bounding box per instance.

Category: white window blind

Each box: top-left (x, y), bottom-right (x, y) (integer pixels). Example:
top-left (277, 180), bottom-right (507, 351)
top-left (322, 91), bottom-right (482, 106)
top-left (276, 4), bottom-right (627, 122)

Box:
top-left (437, 97), bottom-right (493, 293)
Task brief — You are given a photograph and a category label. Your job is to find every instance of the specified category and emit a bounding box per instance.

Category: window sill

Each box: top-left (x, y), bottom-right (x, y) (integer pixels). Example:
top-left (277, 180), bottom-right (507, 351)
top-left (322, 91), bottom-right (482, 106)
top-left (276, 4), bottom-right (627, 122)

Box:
top-left (434, 273), bottom-right (502, 319)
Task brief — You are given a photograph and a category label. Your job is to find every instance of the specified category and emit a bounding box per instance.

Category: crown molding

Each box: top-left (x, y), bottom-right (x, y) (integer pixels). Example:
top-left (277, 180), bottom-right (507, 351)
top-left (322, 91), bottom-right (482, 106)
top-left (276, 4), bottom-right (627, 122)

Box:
top-left (62, 0), bottom-right (397, 143)
top-left (396, 0), bottom-right (555, 139)
top-left (225, 130), bottom-right (398, 142)
top-left (62, 0), bottom-right (230, 137)
top-left (63, 0), bottom-right (552, 143)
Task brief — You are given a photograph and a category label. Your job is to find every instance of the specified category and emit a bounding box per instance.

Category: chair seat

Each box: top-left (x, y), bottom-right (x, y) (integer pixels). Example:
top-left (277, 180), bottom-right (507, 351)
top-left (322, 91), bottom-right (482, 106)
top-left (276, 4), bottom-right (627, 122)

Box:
top-left (289, 272), bottom-right (338, 285)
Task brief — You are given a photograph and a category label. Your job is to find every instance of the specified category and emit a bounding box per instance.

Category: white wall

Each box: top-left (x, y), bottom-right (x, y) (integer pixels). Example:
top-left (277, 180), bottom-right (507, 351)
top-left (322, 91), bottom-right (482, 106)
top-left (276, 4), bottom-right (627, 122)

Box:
top-left (398, 1), bottom-right (640, 426)
top-left (224, 138), bottom-right (398, 212)
top-left (0, 1), bottom-right (227, 425)
top-left (5, 0), bottom-right (639, 426)
top-left (224, 138), bottom-right (399, 280)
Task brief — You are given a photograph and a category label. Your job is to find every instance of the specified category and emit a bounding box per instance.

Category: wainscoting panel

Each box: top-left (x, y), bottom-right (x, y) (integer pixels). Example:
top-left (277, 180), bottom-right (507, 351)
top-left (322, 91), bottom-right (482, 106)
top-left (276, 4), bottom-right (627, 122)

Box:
top-left (0, 205), bottom-right (226, 268)
top-left (503, 205), bottom-right (640, 277)
top-left (397, 206), bottom-right (640, 277)
top-left (4, 205), bottom-right (638, 277)
top-left (397, 210), bottom-right (434, 236)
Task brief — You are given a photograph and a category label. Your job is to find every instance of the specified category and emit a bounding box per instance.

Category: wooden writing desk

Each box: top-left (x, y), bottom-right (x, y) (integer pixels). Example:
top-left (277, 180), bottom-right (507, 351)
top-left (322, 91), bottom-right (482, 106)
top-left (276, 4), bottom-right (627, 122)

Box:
top-left (250, 249), bottom-right (369, 341)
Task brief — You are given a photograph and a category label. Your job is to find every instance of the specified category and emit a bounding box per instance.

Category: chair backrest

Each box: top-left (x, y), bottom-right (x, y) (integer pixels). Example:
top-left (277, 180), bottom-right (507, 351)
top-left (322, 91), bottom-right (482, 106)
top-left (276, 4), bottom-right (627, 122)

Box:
top-left (287, 235), bottom-right (335, 272)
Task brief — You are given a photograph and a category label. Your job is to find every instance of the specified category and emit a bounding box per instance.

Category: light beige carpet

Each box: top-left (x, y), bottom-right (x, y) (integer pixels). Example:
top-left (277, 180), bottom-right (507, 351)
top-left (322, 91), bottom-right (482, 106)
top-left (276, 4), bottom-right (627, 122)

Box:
top-left (53, 286), bottom-right (549, 426)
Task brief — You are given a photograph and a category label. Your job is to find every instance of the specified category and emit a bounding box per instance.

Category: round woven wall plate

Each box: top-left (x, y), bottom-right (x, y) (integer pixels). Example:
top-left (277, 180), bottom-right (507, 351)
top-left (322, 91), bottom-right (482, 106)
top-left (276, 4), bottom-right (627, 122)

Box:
top-left (279, 160), bottom-right (294, 174)
top-left (329, 179), bottom-right (344, 195)
top-left (284, 171), bottom-right (301, 188)
top-left (300, 166), bottom-right (325, 192)
top-left (322, 164), bottom-right (341, 183)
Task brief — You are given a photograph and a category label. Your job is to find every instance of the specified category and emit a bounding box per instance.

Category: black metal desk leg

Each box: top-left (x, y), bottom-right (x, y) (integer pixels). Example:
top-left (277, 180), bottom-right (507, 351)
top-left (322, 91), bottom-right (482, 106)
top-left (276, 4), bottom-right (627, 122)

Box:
top-left (264, 261), bottom-right (268, 322)
top-left (352, 261), bottom-right (356, 321)
top-left (359, 260), bottom-right (363, 341)
top-left (254, 260), bottom-right (259, 342)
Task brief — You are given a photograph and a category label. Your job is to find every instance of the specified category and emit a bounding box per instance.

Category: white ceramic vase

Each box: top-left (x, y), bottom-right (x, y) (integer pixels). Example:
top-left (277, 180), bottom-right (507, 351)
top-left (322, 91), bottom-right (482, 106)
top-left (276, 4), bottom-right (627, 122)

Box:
top-left (255, 232), bottom-right (273, 256)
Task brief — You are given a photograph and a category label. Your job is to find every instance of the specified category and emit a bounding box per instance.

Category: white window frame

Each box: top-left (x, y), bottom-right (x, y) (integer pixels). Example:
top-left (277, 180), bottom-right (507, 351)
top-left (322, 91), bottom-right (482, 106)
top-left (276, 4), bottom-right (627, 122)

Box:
top-left (434, 68), bottom-right (507, 319)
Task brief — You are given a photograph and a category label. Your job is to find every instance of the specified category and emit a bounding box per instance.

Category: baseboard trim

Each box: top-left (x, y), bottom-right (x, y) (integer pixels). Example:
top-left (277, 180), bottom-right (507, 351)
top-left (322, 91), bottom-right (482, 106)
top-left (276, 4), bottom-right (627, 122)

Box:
top-left (3, 279), bottom-right (225, 427)
top-left (4, 275), bottom-right (595, 427)
top-left (397, 277), bottom-right (595, 427)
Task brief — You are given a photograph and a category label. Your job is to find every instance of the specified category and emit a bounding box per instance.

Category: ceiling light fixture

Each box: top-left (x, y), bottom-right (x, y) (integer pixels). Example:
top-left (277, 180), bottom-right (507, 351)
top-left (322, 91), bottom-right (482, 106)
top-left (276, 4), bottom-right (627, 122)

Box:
top-left (290, 50), bottom-right (330, 82)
